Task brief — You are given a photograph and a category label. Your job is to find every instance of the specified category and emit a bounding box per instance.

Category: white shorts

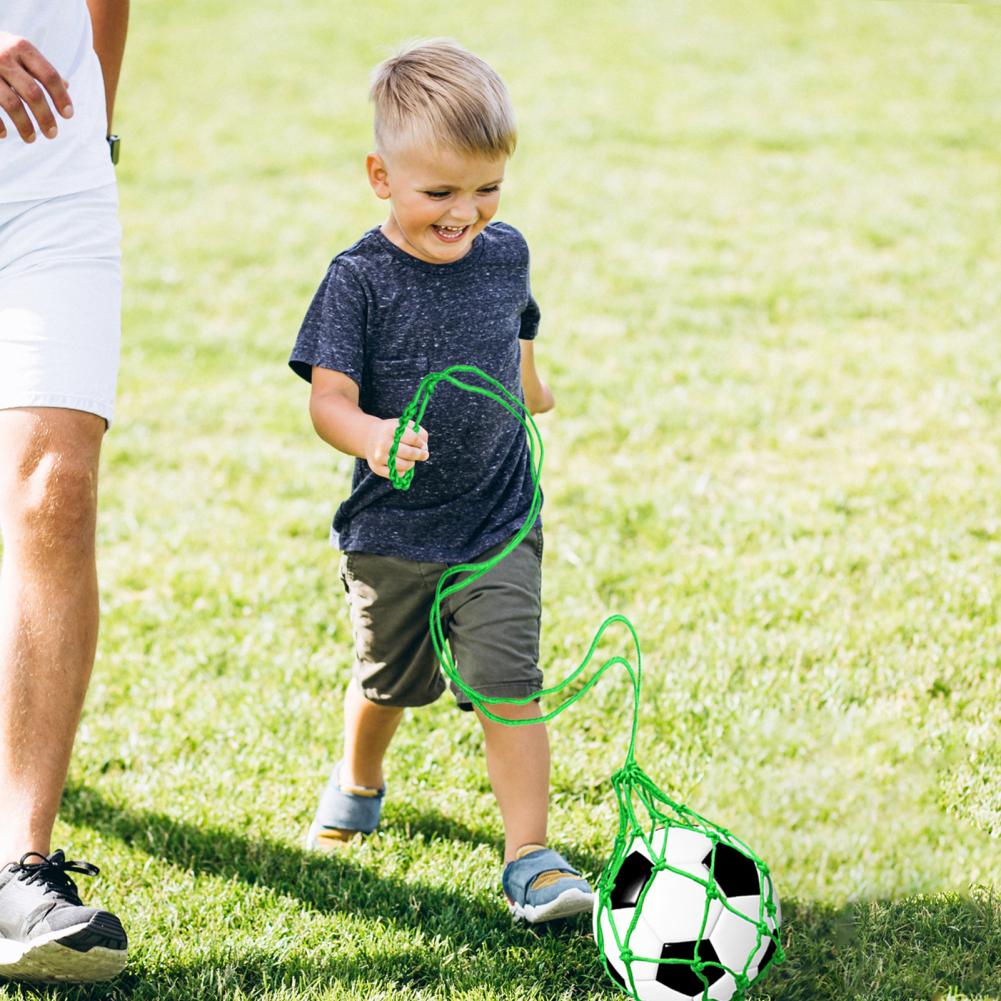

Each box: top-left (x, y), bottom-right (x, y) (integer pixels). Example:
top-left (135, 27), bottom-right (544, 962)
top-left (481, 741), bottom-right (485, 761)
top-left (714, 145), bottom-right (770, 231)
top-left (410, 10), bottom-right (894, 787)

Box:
top-left (0, 183), bottom-right (122, 426)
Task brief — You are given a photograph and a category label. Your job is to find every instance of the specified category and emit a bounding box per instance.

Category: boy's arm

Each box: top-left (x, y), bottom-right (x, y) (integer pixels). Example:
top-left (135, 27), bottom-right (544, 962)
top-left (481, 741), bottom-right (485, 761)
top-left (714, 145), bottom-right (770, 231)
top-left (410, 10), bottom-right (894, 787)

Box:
top-left (520, 339), bottom-right (555, 415)
top-left (85, 0), bottom-right (129, 132)
top-left (309, 367), bottom-right (429, 479)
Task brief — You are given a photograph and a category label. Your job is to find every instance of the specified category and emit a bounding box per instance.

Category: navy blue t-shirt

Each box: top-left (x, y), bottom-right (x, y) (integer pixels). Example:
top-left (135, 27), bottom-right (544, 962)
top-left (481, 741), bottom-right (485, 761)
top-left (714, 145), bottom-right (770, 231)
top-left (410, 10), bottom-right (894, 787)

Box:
top-left (289, 222), bottom-right (542, 563)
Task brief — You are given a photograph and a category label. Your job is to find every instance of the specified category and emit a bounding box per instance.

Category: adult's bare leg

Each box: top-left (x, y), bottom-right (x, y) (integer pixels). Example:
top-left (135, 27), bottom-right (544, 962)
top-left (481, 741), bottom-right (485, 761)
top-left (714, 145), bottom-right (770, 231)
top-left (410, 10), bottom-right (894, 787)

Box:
top-left (0, 407), bottom-right (105, 862)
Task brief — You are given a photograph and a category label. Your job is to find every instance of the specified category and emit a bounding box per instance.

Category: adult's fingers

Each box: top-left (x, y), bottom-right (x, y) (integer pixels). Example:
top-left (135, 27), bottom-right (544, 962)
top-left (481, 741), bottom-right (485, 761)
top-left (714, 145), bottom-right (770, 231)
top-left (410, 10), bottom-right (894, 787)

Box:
top-left (2, 63), bottom-right (58, 139)
top-left (0, 38), bottom-right (71, 141)
top-left (0, 78), bottom-right (40, 141)
top-left (18, 41), bottom-right (72, 118)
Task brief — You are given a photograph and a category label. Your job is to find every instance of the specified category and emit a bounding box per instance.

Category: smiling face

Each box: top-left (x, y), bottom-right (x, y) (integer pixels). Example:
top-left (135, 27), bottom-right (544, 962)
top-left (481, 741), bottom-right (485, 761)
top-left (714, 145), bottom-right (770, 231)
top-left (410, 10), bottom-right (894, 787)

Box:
top-left (367, 145), bottom-right (507, 264)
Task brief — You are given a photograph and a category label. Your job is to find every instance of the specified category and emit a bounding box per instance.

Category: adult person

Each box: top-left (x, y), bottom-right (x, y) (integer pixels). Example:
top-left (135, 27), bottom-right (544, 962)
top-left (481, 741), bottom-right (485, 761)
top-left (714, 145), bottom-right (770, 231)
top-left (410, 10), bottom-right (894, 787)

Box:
top-left (0, 0), bottom-right (130, 984)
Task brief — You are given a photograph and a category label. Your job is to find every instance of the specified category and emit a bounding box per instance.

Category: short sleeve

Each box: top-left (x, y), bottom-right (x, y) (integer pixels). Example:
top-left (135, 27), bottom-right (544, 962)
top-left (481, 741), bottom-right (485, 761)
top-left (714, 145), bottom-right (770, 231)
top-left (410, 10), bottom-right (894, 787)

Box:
top-left (289, 261), bottom-right (367, 384)
top-left (519, 292), bottom-right (541, 341)
top-left (520, 240), bottom-right (540, 341)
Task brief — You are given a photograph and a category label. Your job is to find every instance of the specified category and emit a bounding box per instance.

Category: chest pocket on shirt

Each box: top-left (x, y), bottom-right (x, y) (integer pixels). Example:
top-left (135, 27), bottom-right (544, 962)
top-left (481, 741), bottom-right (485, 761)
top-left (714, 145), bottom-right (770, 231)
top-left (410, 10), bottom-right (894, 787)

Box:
top-left (367, 355), bottom-right (430, 417)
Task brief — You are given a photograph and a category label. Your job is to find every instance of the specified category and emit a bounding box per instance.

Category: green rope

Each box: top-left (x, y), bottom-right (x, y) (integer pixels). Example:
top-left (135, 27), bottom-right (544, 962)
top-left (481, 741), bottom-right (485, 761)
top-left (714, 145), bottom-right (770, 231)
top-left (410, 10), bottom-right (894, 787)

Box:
top-left (388, 365), bottom-right (783, 1000)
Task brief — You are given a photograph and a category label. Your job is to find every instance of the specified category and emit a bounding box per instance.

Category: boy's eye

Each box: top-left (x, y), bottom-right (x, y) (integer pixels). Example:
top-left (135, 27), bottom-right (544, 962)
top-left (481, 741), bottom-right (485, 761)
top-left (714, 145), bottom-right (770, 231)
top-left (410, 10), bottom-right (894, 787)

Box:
top-left (423, 186), bottom-right (501, 199)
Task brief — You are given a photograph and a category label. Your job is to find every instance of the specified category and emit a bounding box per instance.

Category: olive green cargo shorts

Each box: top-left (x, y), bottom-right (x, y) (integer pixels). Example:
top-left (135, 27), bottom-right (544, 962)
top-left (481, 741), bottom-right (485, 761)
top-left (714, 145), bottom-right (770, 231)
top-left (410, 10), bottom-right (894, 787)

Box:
top-left (338, 525), bottom-right (544, 711)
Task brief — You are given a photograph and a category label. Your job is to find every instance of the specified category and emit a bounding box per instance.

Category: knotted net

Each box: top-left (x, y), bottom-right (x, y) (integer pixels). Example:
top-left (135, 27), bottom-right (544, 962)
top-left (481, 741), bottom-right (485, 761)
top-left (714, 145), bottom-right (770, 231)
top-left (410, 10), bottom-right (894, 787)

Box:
top-left (388, 365), bottom-right (783, 999)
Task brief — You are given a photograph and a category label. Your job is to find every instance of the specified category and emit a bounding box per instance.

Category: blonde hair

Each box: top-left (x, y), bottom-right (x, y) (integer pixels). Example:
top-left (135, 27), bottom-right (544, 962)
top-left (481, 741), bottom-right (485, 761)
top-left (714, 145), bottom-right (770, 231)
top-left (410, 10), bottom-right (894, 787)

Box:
top-left (370, 39), bottom-right (517, 158)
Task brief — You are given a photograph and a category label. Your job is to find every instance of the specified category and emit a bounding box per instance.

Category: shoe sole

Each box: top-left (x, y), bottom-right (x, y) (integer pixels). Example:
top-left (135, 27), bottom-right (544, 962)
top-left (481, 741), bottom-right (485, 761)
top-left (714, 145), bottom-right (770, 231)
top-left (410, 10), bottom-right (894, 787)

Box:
top-left (305, 820), bottom-right (363, 851)
top-left (0, 913), bottom-right (127, 984)
top-left (508, 887), bottom-right (594, 924)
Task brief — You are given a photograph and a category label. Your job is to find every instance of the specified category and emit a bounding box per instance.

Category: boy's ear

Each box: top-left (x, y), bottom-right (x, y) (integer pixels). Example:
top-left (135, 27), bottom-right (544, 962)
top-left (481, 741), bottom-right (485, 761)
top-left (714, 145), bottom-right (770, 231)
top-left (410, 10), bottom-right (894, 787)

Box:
top-left (366, 153), bottom-right (391, 200)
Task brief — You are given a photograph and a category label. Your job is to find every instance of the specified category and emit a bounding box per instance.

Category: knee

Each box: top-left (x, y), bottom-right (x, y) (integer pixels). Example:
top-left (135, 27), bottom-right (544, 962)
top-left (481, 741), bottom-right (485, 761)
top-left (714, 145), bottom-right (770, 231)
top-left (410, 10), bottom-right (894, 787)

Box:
top-left (3, 450), bottom-right (99, 556)
top-left (476, 699), bottom-right (543, 726)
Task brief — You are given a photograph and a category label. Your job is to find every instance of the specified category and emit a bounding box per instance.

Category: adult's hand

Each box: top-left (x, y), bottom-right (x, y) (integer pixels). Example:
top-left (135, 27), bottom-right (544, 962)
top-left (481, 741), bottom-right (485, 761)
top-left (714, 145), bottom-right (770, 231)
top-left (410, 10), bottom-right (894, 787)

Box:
top-left (0, 32), bottom-right (74, 142)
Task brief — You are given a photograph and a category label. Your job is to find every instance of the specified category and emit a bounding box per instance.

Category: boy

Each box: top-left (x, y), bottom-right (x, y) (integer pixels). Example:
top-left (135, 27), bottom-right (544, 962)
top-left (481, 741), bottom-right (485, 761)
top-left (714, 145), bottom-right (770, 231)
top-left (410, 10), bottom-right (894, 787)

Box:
top-left (289, 39), bottom-right (593, 923)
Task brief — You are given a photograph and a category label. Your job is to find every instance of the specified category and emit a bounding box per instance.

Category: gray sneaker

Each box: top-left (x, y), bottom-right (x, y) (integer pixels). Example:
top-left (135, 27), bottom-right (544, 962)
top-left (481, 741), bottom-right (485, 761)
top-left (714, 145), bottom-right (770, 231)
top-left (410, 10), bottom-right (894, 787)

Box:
top-left (0, 850), bottom-right (127, 983)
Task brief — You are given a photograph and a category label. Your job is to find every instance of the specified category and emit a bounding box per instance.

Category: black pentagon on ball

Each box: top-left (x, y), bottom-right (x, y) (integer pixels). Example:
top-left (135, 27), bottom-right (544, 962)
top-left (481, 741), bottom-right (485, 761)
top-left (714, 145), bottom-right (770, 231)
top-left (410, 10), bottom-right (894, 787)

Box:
top-left (610, 851), bottom-right (654, 910)
top-left (656, 939), bottom-right (725, 994)
top-left (701, 843), bottom-right (761, 899)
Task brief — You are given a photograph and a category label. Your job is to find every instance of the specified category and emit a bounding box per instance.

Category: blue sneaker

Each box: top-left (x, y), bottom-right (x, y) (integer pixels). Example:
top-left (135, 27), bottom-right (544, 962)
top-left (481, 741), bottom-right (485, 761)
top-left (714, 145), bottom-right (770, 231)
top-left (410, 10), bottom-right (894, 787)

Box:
top-left (502, 844), bottom-right (594, 923)
top-left (305, 761), bottom-right (385, 851)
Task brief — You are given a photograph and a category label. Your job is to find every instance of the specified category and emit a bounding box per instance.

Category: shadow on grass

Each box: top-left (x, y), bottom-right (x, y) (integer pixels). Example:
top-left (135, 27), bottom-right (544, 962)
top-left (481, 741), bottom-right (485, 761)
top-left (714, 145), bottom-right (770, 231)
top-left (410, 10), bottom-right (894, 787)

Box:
top-left (387, 799), bottom-right (611, 880)
top-left (11, 785), bottom-right (994, 1001)
top-left (0, 940), bottom-right (604, 1001)
top-left (28, 784), bottom-right (604, 1001)
top-left (60, 784), bottom-right (599, 934)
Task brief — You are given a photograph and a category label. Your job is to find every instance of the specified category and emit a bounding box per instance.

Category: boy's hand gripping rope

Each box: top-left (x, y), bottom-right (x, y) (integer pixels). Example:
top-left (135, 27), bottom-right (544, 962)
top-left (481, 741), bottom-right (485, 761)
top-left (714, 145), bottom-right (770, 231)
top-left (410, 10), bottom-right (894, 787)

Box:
top-left (388, 365), bottom-right (783, 1001)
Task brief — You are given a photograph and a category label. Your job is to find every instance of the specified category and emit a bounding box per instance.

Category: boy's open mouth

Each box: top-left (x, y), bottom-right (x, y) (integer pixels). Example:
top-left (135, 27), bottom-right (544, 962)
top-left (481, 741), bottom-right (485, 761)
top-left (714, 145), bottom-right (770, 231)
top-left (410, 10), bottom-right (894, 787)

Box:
top-left (432, 224), bottom-right (469, 243)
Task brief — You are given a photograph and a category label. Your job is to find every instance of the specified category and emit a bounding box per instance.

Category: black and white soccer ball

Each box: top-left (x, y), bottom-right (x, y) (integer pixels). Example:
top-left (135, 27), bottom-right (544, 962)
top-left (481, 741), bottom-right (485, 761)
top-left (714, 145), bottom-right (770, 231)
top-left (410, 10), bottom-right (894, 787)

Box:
top-left (593, 826), bottom-right (781, 1001)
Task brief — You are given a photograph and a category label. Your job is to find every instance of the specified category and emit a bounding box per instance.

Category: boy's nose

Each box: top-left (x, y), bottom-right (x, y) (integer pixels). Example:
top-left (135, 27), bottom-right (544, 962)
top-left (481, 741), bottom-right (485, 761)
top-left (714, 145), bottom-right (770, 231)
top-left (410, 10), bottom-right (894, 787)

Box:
top-left (450, 196), bottom-right (478, 223)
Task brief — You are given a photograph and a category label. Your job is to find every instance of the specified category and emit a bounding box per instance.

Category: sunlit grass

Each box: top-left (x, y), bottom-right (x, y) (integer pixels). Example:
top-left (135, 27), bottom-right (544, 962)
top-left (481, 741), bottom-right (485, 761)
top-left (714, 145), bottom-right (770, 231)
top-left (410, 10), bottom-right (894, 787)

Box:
top-left (2, 0), bottom-right (999, 998)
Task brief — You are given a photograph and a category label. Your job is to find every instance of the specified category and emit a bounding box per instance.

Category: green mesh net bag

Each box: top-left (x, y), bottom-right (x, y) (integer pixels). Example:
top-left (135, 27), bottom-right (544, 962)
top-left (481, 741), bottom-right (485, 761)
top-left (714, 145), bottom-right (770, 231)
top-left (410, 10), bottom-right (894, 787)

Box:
top-left (389, 366), bottom-right (784, 1001)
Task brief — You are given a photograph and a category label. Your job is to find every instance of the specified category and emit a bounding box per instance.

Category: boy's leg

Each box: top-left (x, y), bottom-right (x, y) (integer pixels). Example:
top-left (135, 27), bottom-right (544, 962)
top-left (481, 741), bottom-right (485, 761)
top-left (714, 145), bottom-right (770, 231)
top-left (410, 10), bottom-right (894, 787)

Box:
top-left (473, 674), bottom-right (592, 923)
top-left (337, 549), bottom-right (445, 790)
top-left (307, 550), bottom-right (443, 848)
top-left (447, 524), bottom-right (549, 861)
top-left (341, 678), bottom-right (404, 790)
top-left (449, 525), bottom-right (593, 920)
top-left (473, 700), bottom-right (549, 864)
top-left (306, 681), bottom-right (402, 847)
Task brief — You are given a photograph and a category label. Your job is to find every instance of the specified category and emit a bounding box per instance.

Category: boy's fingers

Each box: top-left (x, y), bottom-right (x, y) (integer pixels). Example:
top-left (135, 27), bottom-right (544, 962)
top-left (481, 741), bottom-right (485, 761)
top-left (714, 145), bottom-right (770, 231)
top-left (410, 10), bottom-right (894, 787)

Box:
top-left (397, 442), bottom-right (428, 461)
top-left (402, 421), bottom-right (428, 445)
top-left (400, 431), bottom-right (428, 451)
top-left (382, 422), bottom-right (428, 476)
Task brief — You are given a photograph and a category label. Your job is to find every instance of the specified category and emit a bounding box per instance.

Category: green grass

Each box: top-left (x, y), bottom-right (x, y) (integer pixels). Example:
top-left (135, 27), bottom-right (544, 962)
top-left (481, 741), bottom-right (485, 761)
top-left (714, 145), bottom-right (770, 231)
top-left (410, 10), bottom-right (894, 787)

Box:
top-left (3, 0), bottom-right (1001, 998)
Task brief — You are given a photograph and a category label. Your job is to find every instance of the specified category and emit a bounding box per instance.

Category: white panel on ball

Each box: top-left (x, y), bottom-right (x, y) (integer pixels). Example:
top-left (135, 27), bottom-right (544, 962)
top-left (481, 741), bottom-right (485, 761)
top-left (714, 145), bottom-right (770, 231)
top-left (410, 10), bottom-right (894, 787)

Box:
top-left (662, 827), bottom-right (715, 864)
top-left (641, 862), bottom-right (723, 943)
top-left (595, 906), bottom-right (668, 983)
top-left (706, 972), bottom-right (740, 1000)
top-left (706, 907), bottom-right (763, 977)
top-left (722, 893), bottom-right (764, 923)
top-left (633, 978), bottom-right (696, 1001)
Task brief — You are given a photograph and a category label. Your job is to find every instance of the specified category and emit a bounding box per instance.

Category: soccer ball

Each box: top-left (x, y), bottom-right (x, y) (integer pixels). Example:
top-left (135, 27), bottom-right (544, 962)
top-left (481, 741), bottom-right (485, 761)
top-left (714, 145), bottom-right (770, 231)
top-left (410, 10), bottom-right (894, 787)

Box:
top-left (593, 826), bottom-right (781, 1001)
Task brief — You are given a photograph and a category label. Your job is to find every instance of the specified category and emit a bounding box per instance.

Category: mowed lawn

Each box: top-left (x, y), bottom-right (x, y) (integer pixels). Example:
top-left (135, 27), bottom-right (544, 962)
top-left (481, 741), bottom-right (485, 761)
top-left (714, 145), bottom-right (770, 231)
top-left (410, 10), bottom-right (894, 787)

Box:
top-left (2, 0), bottom-right (1000, 998)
